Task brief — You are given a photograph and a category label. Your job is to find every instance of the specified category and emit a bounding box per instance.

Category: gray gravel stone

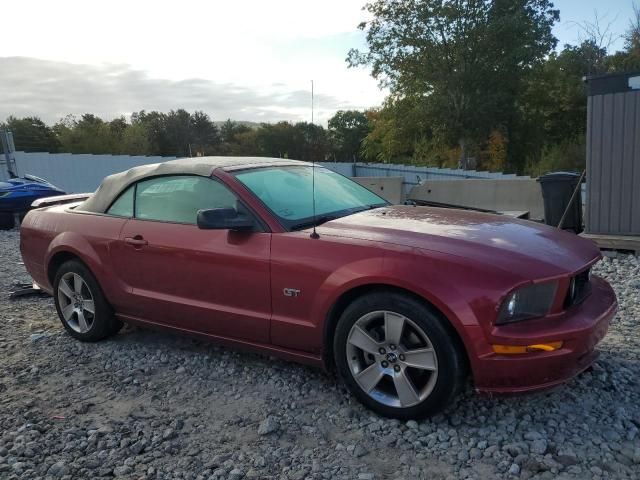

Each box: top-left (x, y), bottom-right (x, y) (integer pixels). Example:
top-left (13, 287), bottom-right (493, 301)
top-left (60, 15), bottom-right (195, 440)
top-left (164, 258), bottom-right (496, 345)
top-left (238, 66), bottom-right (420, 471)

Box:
top-left (530, 438), bottom-right (548, 455)
top-left (257, 416), bottom-right (280, 435)
top-left (29, 333), bottom-right (48, 342)
top-left (0, 230), bottom-right (638, 480)
top-left (46, 461), bottom-right (68, 477)
top-left (228, 467), bottom-right (244, 480)
top-left (353, 444), bottom-right (369, 458)
top-left (113, 465), bottom-right (133, 476)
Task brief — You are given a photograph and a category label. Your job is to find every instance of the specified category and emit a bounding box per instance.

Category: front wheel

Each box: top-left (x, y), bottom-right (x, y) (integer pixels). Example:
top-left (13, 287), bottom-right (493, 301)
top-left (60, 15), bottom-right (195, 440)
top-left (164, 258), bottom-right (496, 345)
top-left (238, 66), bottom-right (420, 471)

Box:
top-left (53, 260), bottom-right (122, 341)
top-left (334, 292), bottom-right (466, 419)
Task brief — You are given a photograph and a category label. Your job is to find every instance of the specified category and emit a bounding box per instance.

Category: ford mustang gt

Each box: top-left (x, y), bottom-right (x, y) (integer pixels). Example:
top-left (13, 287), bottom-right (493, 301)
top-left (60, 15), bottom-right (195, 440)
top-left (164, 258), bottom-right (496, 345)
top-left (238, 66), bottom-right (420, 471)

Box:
top-left (19, 157), bottom-right (617, 418)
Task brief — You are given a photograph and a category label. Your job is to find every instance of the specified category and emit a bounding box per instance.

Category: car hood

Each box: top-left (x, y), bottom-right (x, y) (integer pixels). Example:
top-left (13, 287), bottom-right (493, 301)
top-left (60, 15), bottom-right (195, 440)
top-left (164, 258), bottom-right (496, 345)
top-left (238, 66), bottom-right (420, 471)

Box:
top-left (318, 205), bottom-right (600, 278)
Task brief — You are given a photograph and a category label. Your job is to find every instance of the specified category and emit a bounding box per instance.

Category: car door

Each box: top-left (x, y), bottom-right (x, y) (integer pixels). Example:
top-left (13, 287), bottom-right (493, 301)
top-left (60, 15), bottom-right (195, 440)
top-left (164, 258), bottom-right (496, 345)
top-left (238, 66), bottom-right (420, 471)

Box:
top-left (109, 175), bottom-right (271, 343)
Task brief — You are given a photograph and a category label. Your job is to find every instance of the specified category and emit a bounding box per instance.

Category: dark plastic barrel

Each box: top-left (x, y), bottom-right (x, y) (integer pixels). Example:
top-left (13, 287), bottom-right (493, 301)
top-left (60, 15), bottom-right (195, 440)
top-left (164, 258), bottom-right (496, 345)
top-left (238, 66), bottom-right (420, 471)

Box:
top-left (537, 172), bottom-right (583, 234)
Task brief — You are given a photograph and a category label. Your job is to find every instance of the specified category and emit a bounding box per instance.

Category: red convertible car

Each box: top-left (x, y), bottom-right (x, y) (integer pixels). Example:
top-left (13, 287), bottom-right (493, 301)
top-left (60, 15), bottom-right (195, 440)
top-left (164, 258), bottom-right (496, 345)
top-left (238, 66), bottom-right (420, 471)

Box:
top-left (20, 157), bottom-right (617, 418)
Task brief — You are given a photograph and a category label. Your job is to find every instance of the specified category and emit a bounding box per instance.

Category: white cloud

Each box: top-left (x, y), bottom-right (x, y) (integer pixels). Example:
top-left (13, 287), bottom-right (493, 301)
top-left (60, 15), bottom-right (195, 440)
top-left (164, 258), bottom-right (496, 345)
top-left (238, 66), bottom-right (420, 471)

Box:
top-left (0, 57), bottom-right (380, 125)
top-left (0, 0), bottom-right (385, 124)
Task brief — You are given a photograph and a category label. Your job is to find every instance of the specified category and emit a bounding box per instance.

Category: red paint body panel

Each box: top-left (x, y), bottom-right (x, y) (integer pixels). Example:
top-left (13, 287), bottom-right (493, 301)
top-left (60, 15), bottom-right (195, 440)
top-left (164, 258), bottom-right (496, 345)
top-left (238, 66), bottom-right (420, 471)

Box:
top-left (111, 219), bottom-right (272, 342)
top-left (473, 276), bottom-right (616, 392)
top-left (19, 172), bottom-right (618, 395)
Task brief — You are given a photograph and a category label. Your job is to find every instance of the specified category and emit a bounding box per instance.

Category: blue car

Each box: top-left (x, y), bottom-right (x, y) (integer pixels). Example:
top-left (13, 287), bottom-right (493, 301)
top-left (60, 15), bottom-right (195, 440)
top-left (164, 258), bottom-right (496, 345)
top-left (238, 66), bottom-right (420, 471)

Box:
top-left (0, 175), bottom-right (65, 229)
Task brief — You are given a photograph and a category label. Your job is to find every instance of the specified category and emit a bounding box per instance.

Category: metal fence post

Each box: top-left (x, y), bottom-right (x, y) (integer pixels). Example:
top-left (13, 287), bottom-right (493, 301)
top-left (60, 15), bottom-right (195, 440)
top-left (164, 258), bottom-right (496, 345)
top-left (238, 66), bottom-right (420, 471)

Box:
top-left (1, 130), bottom-right (18, 178)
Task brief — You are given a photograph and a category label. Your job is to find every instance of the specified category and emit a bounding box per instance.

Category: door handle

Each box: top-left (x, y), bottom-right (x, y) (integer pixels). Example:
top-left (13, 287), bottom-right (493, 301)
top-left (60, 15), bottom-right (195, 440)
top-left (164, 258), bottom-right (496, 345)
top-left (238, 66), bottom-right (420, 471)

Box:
top-left (124, 236), bottom-right (148, 247)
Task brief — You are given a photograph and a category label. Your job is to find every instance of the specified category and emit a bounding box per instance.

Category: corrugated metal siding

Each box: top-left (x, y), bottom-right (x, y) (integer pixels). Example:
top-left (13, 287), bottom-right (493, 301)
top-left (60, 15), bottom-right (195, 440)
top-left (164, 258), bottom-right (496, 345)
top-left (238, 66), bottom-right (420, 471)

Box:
top-left (586, 89), bottom-right (640, 234)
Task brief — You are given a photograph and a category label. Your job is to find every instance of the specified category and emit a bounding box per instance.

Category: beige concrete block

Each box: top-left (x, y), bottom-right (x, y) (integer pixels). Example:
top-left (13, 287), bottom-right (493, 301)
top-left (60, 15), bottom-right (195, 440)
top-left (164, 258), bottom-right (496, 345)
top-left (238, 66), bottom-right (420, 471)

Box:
top-left (353, 177), bottom-right (404, 204)
top-left (409, 179), bottom-right (545, 220)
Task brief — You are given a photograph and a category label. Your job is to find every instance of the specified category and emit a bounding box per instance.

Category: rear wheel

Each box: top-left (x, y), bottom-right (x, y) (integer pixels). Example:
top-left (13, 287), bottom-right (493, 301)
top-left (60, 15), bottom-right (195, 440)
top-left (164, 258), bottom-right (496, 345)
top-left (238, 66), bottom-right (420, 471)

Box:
top-left (334, 291), bottom-right (466, 419)
top-left (53, 260), bottom-right (122, 341)
top-left (0, 213), bottom-right (14, 230)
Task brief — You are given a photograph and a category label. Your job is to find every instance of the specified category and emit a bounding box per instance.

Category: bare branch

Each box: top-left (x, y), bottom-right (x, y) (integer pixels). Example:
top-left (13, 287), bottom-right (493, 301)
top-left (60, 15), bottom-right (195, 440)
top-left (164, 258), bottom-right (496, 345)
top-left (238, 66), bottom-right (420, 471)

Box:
top-left (569, 9), bottom-right (621, 51)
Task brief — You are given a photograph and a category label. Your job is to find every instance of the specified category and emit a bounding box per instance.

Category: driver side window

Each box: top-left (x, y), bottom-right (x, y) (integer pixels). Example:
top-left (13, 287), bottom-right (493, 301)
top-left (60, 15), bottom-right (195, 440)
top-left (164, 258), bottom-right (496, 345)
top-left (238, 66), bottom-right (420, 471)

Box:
top-left (134, 176), bottom-right (238, 224)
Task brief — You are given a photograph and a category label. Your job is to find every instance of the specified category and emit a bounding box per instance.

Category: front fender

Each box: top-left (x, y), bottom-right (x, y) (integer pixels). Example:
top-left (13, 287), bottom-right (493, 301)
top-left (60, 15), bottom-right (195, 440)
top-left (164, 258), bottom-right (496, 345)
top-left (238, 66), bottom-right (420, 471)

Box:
top-left (314, 247), bottom-right (522, 365)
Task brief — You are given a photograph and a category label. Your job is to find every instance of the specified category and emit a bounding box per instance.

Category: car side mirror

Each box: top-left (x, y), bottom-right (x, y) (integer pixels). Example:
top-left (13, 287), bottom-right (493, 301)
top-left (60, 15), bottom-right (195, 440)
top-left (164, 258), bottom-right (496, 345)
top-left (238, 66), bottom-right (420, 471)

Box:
top-left (197, 207), bottom-right (255, 232)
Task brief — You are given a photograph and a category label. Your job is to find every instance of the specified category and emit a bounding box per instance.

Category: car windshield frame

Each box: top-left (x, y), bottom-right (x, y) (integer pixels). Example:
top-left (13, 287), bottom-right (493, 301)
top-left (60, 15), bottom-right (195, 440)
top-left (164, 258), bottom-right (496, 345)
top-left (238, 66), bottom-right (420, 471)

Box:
top-left (233, 165), bottom-right (389, 231)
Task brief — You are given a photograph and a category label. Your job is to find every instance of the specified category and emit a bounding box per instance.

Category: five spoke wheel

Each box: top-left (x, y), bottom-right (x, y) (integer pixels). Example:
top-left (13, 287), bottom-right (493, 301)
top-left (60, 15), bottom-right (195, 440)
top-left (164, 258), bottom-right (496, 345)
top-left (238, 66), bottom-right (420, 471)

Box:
top-left (346, 310), bottom-right (438, 408)
top-left (57, 272), bottom-right (95, 334)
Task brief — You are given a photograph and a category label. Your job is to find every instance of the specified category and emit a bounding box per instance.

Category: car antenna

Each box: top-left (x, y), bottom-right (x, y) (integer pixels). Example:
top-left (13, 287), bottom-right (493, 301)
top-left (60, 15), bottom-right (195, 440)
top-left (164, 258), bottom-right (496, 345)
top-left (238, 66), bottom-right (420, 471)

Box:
top-left (310, 79), bottom-right (320, 240)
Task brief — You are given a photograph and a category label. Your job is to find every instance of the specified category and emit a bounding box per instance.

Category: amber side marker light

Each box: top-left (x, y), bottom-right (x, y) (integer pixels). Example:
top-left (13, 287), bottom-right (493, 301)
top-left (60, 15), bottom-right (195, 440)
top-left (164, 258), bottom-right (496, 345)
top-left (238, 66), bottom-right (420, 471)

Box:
top-left (492, 342), bottom-right (563, 354)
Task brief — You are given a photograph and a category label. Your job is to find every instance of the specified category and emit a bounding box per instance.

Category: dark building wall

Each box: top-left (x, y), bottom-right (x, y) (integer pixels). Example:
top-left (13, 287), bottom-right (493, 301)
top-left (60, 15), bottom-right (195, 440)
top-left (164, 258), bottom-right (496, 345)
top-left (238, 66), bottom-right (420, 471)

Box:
top-left (586, 73), bottom-right (640, 235)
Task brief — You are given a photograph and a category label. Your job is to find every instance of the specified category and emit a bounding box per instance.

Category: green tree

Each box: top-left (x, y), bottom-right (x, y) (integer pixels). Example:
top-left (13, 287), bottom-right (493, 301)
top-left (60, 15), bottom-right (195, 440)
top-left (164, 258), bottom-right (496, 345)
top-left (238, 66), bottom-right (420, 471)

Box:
top-left (190, 111), bottom-right (221, 156)
top-left (3, 116), bottom-right (60, 152)
top-left (611, 2), bottom-right (640, 71)
top-left (255, 121), bottom-right (331, 161)
top-left (516, 39), bottom-right (622, 175)
top-left (328, 110), bottom-right (371, 161)
top-left (120, 123), bottom-right (151, 155)
top-left (627, 3), bottom-right (640, 56)
top-left (349, 0), bottom-right (559, 171)
top-left (221, 119), bottom-right (237, 144)
top-left (256, 122), bottom-right (304, 159)
top-left (131, 110), bottom-right (168, 155)
top-left (130, 109), bottom-right (221, 157)
top-left (226, 129), bottom-right (260, 156)
top-left (55, 114), bottom-right (119, 154)
top-left (295, 122), bottom-right (331, 162)
top-left (163, 109), bottom-right (193, 157)
top-left (516, 42), bottom-right (602, 155)
top-left (361, 99), bottom-right (432, 164)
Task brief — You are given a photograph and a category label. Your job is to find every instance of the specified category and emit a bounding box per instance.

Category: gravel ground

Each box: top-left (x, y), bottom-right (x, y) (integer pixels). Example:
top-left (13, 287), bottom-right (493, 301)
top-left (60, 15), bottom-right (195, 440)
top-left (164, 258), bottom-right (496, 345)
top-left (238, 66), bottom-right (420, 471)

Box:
top-left (0, 228), bottom-right (639, 480)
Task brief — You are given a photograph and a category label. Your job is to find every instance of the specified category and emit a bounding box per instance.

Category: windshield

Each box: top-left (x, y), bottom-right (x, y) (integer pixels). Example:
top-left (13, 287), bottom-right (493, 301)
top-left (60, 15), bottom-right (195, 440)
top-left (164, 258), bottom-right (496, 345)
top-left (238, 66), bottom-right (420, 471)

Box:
top-left (234, 166), bottom-right (388, 230)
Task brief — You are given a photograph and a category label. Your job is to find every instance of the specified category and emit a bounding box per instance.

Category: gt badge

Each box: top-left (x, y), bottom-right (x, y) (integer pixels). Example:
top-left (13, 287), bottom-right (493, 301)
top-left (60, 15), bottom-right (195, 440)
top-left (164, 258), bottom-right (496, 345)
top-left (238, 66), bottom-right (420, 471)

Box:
top-left (283, 288), bottom-right (301, 297)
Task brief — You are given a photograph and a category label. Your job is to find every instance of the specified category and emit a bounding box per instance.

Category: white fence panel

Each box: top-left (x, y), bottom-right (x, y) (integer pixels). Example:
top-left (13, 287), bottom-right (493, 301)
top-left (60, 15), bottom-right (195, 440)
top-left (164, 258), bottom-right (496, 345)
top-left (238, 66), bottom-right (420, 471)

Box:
top-left (14, 152), bottom-right (176, 193)
top-left (352, 163), bottom-right (530, 195)
top-left (11, 153), bottom-right (530, 194)
top-left (318, 162), bottom-right (355, 177)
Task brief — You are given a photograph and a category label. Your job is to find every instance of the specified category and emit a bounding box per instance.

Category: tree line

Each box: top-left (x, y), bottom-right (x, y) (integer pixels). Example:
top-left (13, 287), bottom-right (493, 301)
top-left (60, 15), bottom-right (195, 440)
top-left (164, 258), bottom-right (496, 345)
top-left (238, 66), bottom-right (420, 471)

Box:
top-left (3, 1), bottom-right (640, 175)
top-left (2, 109), bottom-right (370, 164)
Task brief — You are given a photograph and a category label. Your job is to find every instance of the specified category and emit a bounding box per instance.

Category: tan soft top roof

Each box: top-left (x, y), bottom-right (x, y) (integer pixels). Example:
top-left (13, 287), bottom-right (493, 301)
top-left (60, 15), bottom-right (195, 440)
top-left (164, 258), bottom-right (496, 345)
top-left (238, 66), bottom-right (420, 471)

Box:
top-left (78, 156), bottom-right (311, 213)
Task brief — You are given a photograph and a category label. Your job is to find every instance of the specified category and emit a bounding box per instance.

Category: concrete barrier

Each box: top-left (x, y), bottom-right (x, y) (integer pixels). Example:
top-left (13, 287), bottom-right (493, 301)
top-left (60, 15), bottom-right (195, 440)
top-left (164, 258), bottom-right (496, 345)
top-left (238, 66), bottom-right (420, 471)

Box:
top-left (353, 177), bottom-right (404, 204)
top-left (409, 178), bottom-right (545, 220)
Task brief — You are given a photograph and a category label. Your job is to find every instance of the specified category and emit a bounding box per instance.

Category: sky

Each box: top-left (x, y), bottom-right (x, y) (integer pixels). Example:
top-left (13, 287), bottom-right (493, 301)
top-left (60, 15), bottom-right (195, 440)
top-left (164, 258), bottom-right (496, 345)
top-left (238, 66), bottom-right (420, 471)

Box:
top-left (0, 0), bottom-right (636, 126)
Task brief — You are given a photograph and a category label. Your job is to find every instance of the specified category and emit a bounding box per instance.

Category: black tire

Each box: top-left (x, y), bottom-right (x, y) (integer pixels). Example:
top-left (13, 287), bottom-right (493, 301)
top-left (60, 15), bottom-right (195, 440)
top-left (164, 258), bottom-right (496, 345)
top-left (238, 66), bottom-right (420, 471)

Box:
top-left (53, 259), bottom-right (123, 342)
top-left (0, 212), bottom-right (14, 230)
top-left (334, 291), bottom-right (466, 419)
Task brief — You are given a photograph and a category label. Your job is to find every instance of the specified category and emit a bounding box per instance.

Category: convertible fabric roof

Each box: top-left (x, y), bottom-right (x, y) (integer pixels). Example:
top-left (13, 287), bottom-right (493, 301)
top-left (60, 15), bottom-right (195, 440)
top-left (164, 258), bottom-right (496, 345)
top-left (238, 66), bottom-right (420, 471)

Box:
top-left (78, 156), bottom-right (311, 213)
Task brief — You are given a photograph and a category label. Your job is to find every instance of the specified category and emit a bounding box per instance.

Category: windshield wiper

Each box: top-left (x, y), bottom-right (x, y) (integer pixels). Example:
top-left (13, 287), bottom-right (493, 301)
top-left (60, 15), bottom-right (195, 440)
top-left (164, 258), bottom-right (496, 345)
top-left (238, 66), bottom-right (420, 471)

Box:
top-left (348, 203), bottom-right (388, 214)
top-left (290, 215), bottom-right (339, 231)
top-left (290, 204), bottom-right (387, 231)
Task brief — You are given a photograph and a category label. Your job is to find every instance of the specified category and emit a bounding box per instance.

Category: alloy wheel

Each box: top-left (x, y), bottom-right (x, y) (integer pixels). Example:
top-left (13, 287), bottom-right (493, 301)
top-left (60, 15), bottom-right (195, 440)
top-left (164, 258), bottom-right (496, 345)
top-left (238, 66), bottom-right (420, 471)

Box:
top-left (57, 272), bottom-right (96, 333)
top-left (346, 310), bottom-right (438, 408)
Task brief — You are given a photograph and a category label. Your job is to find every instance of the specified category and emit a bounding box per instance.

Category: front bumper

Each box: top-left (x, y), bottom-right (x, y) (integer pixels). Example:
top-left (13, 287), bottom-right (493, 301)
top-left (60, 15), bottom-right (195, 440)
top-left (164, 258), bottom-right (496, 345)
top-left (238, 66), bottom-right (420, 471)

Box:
top-left (472, 275), bottom-right (617, 394)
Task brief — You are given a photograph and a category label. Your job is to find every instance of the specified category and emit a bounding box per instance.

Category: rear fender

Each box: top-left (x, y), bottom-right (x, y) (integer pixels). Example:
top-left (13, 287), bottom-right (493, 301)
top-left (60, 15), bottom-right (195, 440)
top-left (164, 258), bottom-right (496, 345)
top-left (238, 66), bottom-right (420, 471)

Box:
top-left (45, 232), bottom-right (118, 302)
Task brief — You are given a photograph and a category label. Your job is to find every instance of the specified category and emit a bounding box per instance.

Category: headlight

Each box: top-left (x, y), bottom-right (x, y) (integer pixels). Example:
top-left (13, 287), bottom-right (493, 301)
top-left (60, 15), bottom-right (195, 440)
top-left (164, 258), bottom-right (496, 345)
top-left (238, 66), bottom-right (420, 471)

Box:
top-left (496, 281), bottom-right (558, 325)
